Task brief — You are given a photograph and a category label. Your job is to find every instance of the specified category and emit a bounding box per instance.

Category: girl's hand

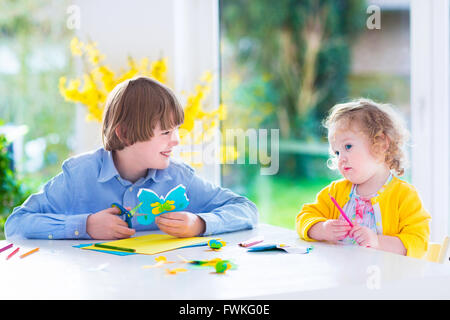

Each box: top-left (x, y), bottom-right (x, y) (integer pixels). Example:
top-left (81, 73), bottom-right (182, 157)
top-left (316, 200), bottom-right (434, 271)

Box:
top-left (86, 207), bottom-right (136, 240)
top-left (155, 211), bottom-right (206, 238)
top-left (308, 220), bottom-right (352, 242)
top-left (349, 224), bottom-right (379, 248)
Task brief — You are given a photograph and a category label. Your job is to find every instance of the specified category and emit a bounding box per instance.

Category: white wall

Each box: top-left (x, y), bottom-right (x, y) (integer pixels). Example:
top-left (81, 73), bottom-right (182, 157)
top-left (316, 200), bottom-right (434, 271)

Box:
top-left (73, 0), bottom-right (220, 184)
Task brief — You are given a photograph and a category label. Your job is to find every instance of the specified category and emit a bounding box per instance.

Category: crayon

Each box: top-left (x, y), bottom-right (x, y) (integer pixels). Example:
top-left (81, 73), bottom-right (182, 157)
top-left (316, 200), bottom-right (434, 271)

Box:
top-left (328, 193), bottom-right (354, 227)
top-left (94, 243), bottom-right (136, 252)
top-left (6, 247), bottom-right (19, 260)
top-left (0, 243), bottom-right (13, 253)
top-left (20, 247), bottom-right (40, 259)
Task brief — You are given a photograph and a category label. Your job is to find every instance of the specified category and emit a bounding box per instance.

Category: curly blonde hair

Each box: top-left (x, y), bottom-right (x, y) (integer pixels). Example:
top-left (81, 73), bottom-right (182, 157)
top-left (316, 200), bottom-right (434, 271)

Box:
top-left (323, 98), bottom-right (409, 176)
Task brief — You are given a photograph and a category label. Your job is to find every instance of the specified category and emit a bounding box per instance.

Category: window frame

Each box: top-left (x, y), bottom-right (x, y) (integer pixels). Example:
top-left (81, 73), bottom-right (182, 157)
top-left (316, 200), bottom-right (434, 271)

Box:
top-left (410, 0), bottom-right (450, 241)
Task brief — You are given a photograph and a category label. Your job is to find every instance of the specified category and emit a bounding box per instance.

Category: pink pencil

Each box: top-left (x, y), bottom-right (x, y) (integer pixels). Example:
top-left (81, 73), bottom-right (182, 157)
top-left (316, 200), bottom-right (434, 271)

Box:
top-left (6, 247), bottom-right (19, 260)
top-left (239, 236), bottom-right (264, 247)
top-left (328, 193), bottom-right (354, 227)
top-left (0, 243), bottom-right (13, 253)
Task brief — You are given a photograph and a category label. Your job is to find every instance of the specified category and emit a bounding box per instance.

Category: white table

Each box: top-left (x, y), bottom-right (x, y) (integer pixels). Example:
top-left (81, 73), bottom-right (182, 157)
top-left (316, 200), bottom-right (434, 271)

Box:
top-left (1, 224), bottom-right (449, 299)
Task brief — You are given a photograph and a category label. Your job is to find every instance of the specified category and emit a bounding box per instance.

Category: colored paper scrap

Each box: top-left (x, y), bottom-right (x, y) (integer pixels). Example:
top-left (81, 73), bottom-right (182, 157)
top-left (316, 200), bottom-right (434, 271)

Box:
top-left (214, 260), bottom-right (232, 274)
top-left (183, 257), bottom-right (237, 271)
top-left (187, 257), bottom-right (224, 266)
top-left (208, 239), bottom-right (226, 250)
top-left (165, 268), bottom-right (188, 275)
top-left (247, 243), bottom-right (313, 254)
top-left (142, 255), bottom-right (176, 269)
top-left (177, 256), bottom-right (237, 275)
top-left (81, 234), bottom-right (214, 255)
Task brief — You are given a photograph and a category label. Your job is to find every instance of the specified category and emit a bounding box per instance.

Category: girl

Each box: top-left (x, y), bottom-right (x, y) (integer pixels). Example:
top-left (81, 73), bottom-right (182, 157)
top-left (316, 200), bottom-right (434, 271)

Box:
top-left (296, 98), bottom-right (430, 258)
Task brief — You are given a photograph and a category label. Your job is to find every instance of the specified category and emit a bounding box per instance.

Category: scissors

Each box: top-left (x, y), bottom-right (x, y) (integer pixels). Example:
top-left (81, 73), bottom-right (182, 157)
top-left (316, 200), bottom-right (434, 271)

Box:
top-left (111, 202), bottom-right (142, 228)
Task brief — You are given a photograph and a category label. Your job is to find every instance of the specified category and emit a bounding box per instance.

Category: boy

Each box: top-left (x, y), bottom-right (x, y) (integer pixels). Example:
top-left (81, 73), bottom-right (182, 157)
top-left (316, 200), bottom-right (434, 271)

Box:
top-left (5, 77), bottom-right (258, 240)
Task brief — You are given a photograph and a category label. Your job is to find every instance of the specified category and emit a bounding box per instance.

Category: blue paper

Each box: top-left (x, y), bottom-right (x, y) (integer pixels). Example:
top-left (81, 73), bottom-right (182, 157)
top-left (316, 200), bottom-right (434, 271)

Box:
top-left (136, 184), bottom-right (189, 225)
top-left (72, 243), bottom-right (136, 256)
top-left (74, 241), bottom-right (207, 256)
top-left (248, 243), bottom-right (313, 254)
top-left (247, 244), bottom-right (280, 252)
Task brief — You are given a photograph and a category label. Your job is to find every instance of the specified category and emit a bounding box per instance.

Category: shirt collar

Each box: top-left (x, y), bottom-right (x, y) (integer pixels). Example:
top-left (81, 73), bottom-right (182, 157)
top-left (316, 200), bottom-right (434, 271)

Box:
top-left (97, 150), bottom-right (120, 183)
top-left (348, 173), bottom-right (394, 201)
top-left (97, 149), bottom-right (172, 184)
top-left (151, 166), bottom-right (172, 183)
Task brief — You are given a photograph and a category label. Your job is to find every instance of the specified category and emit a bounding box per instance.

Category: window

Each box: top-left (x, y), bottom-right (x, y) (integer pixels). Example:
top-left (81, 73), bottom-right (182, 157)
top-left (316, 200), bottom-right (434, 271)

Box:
top-left (220, 0), bottom-right (413, 229)
top-left (0, 1), bottom-right (75, 185)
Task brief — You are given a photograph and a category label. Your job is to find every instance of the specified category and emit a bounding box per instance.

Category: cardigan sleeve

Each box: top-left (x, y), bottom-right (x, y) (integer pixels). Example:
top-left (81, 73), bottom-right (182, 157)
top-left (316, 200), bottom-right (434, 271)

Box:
top-left (395, 186), bottom-right (431, 259)
top-left (296, 183), bottom-right (335, 241)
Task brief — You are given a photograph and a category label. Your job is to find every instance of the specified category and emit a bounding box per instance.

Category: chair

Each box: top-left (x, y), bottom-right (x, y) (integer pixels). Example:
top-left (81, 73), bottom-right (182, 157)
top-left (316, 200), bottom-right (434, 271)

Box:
top-left (425, 236), bottom-right (449, 264)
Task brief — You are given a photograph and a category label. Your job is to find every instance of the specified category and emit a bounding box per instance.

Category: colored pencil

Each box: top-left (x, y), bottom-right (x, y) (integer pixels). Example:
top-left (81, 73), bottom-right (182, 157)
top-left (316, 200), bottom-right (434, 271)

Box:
top-left (0, 243), bottom-right (13, 253)
top-left (20, 247), bottom-right (39, 259)
top-left (6, 247), bottom-right (19, 260)
top-left (328, 193), bottom-right (354, 227)
top-left (94, 243), bottom-right (136, 252)
top-left (238, 236), bottom-right (264, 247)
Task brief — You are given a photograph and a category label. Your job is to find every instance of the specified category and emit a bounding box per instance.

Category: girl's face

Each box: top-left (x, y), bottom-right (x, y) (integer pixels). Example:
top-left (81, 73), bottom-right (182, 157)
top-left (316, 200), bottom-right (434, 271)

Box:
top-left (328, 121), bottom-right (386, 185)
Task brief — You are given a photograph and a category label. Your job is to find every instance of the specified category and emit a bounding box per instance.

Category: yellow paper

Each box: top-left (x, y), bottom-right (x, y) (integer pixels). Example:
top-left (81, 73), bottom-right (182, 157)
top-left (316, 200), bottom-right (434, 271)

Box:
top-left (82, 234), bottom-right (214, 255)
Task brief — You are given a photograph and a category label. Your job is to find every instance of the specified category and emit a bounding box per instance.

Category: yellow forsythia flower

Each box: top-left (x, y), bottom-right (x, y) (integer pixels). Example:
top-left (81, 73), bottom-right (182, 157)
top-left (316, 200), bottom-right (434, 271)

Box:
top-left (201, 71), bottom-right (214, 83)
top-left (70, 37), bottom-right (83, 56)
top-left (150, 58), bottom-right (168, 84)
top-left (60, 37), bottom-right (228, 167)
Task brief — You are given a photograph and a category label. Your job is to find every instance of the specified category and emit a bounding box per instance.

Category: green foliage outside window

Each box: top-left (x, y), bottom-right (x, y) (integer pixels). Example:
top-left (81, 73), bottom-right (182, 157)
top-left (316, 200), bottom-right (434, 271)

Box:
top-left (221, 0), bottom-right (367, 142)
top-left (0, 0), bottom-right (75, 238)
top-left (220, 0), bottom-right (368, 228)
top-left (0, 130), bottom-right (31, 239)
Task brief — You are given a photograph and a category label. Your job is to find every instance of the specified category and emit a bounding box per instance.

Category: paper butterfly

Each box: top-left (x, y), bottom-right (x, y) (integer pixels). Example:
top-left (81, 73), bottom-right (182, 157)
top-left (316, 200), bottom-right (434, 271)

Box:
top-left (136, 184), bottom-right (190, 225)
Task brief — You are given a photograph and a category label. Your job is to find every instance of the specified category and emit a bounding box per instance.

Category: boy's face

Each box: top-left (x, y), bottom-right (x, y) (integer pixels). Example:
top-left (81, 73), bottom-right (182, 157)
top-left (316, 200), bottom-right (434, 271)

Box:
top-left (128, 122), bottom-right (180, 170)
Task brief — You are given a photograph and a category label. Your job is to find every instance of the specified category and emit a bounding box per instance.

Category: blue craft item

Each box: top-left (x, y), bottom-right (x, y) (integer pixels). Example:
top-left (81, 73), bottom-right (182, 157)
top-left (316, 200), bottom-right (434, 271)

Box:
top-left (136, 184), bottom-right (190, 225)
top-left (208, 239), bottom-right (226, 250)
top-left (247, 243), bottom-right (313, 254)
top-left (72, 244), bottom-right (136, 256)
top-left (111, 203), bottom-right (133, 228)
top-left (215, 260), bottom-right (232, 273)
top-left (247, 244), bottom-right (281, 252)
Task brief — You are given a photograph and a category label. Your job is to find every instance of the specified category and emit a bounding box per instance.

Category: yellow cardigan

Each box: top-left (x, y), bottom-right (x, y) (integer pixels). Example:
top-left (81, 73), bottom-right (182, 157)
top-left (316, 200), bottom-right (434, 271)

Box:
top-left (296, 176), bottom-right (431, 258)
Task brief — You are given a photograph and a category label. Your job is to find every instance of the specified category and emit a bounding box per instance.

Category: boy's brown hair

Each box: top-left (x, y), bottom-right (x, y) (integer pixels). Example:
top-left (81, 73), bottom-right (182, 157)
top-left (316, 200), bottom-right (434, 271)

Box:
top-left (102, 76), bottom-right (184, 150)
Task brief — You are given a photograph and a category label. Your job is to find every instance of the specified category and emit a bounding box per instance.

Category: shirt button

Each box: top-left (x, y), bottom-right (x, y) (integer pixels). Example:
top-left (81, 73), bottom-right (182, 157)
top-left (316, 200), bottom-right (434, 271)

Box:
top-left (48, 234), bottom-right (53, 239)
top-left (74, 230), bottom-right (79, 236)
top-left (129, 187), bottom-right (133, 192)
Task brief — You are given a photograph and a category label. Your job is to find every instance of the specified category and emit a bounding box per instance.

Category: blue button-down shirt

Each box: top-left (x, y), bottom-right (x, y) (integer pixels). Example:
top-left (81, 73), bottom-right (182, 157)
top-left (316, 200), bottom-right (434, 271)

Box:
top-left (5, 148), bottom-right (258, 240)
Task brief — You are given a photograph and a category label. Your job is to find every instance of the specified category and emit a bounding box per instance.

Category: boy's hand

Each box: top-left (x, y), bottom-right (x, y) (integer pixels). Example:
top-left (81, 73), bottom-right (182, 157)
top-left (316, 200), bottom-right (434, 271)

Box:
top-left (86, 207), bottom-right (136, 240)
top-left (308, 220), bottom-right (352, 242)
top-left (155, 211), bottom-right (206, 238)
top-left (349, 224), bottom-right (379, 248)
